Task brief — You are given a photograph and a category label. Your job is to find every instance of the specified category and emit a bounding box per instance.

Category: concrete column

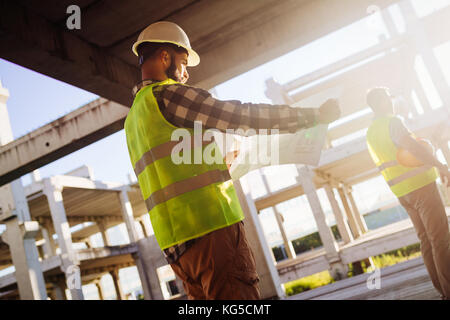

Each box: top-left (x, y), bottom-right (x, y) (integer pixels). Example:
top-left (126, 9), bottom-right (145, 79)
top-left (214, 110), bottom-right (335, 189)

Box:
top-left (0, 82), bottom-right (48, 299)
top-left (43, 220), bottom-right (58, 252)
top-left (260, 171), bottom-right (296, 260)
top-left (40, 224), bottom-right (56, 258)
top-left (273, 208), bottom-right (296, 259)
top-left (297, 167), bottom-right (339, 256)
top-left (50, 283), bottom-right (65, 300)
top-left (43, 178), bottom-right (84, 300)
top-left (399, 1), bottom-right (450, 106)
top-left (344, 186), bottom-right (368, 234)
top-left (138, 217), bottom-right (152, 238)
top-left (110, 268), bottom-right (126, 300)
top-left (118, 188), bottom-right (139, 243)
top-left (337, 186), bottom-right (362, 238)
top-left (57, 279), bottom-right (68, 300)
top-left (235, 178), bottom-right (285, 299)
top-left (323, 184), bottom-right (353, 244)
top-left (96, 219), bottom-right (111, 246)
top-left (297, 167), bottom-right (348, 280)
top-left (94, 279), bottom-right (105, 300)
top-left (134, 236), bottom-right (167, 300)
top-left (118, 187), bottom-right (160, 300)
top-left (1, 217), bottom-right (48, 299)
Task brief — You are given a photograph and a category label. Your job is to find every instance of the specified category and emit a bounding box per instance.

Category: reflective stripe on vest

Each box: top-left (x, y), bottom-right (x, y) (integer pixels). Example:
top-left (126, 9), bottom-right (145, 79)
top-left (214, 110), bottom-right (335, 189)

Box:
top-left (366, 115), bottom-right (438, 198)
top-left (134, 135), bottom-right (214, 176)
top-left (124, 79), bottom-right (244, 250)
top-left (145, 169), bottom-right (231, 211)
top-left (377, 160), bottom-right (398, 172)
top-left (386, 165), bottom-right (433, 187)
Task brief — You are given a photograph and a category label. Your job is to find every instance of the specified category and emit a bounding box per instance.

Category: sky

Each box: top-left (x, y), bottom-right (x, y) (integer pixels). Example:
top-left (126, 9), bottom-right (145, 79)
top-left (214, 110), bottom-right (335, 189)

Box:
top-left (1, 0), bottom-right (450, 245)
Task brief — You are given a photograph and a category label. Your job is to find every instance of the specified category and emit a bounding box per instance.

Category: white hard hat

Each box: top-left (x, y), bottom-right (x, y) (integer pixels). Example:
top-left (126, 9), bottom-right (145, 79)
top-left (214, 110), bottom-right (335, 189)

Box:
top-left (132, 21), bottom-right (200, 67)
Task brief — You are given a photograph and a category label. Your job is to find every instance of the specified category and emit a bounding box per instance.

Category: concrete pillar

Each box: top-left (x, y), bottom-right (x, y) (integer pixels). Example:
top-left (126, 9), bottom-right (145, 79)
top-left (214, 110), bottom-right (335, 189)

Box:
top-left (135, 236), bottom-right (168, 300)
top-left (110, 268), bottom-right (126, 300)
top-left (259, 170), bottom-right (295, 260)
top-left (118, 187), bottom-right (160, 300)
top-left (235, 178), bottom-right (285, 299)
top-left (118, 188), bottom-right (139, 243)
top-left (43, 178), bottom-right (84, 300)
top-left (273, 208), bottom-right (296, 259)
top-left (297, 166), bottom-right (348, 280)
top-left (40, 224), bottom-right (56, 258)
top-left (399, 0), bottom-right (450, 107)
top-left (50, 282), bottom-right (65, 300)
top-left (0, 83), bottom-right (48, 299)
top-left (1, 217), bottom-right (48, 299)
top-left (344, 186), bottom-right (368, 234)
top-left (57, 279), bottom-right (68, 300)
top-left (323, 184), bottom-right (353, 244)
top-left (337, 186), bottom-right (362, 238)
top-left (94, 279), bottom-right (105, 300)
top-left (96, 219), bottom-right (111, 246)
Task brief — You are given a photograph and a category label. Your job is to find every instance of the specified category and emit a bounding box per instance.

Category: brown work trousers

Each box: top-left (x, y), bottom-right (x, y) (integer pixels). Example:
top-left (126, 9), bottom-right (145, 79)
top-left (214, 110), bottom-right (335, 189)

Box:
top-left (398, 182), bottom-right (450, 299)
top-left (169, 221), bottom-right (261, 300)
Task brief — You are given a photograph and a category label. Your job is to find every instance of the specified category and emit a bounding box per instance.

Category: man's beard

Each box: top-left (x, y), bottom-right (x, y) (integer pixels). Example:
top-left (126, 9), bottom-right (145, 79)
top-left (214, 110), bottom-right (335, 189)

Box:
top-left (165, 55), bottom-right (181, 82)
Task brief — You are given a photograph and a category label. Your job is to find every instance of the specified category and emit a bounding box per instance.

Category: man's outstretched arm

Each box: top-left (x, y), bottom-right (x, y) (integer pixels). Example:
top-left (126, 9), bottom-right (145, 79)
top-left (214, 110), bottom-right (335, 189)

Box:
top-left (155, 84), bottom-right (340, 135)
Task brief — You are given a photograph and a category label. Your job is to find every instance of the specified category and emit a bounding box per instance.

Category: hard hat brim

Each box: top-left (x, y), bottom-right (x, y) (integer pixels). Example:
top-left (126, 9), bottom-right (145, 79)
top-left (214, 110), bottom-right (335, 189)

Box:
top-left (132, 40), bottom-right (200, 67)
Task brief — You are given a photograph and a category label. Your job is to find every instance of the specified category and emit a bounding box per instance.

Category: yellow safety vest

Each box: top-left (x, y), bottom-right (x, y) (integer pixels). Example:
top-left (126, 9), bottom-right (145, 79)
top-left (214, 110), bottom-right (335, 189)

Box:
top-left (366, 115), bottom-right (438, 198)
top-left (124, 79), bottom-right (244, 250)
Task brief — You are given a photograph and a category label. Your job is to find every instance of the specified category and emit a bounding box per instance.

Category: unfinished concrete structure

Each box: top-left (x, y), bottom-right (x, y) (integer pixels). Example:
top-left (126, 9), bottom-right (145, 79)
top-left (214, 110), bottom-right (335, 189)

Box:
top-left (0, 0), bottom-right (449, 299)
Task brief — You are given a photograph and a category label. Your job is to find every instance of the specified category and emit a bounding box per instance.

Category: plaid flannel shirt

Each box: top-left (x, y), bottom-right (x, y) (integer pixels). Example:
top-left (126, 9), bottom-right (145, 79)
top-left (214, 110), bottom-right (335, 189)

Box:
top-left (132, 79), bottom-right (320, 264)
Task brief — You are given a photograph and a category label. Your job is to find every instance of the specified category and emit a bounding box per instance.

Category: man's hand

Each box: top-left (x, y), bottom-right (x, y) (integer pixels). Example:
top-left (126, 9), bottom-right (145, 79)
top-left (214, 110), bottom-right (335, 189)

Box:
top-left (318, 98), bottom-right (341, 124)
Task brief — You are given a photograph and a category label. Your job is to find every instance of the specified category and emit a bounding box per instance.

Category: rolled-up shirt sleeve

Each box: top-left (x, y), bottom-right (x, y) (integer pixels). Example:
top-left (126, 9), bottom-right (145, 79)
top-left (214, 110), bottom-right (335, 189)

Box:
top-left (153, 84), bottom-right (319, 136)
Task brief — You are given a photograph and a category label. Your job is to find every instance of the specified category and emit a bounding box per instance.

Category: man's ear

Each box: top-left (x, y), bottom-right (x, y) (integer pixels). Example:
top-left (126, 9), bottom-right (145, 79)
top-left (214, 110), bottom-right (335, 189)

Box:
top-left (160, 49), bottom-right (171, 68)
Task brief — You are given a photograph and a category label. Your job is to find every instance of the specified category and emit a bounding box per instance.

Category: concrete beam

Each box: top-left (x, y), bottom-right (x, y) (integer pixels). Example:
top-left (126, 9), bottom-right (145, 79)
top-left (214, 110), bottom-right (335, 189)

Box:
top-left (0, 1), bottom-right (139, 106)
top-left (188, 0), bottom-right (398, 89)
top-left (0, 99), bottom-right (128, 186)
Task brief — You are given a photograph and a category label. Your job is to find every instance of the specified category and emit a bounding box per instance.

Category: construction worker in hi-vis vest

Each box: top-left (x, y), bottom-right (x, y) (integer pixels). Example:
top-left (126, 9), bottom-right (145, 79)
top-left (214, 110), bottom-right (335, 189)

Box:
top-left (366, 87), bottom-right (450, 300)
top-left (125, 21), bottom-right (341, 299)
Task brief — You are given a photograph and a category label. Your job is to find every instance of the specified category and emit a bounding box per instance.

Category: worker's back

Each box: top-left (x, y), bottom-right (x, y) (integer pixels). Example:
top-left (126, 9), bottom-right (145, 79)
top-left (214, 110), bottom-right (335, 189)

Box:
top-left (124, 79), bottom-right (245, 250)
top-left (366, 115), bottom-right (438, 198)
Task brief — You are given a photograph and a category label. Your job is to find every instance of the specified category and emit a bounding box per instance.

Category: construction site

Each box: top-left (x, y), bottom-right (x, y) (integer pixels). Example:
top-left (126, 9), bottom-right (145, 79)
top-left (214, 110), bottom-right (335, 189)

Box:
top-left (0, 0), bottom-right (449, 301)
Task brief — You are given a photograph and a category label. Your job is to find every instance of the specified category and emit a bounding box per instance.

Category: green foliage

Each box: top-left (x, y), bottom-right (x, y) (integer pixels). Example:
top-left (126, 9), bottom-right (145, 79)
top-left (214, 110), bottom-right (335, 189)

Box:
top-left (272, 246), bottom-right (286, 262)
top-left (284, 271), bottom-right (334, 296)
top-left (284, 243), bottom-right (422, 296)
top-left (371, 243), bottom-right (422, 269)
top-left (290, 225), bottom-right (341, 255)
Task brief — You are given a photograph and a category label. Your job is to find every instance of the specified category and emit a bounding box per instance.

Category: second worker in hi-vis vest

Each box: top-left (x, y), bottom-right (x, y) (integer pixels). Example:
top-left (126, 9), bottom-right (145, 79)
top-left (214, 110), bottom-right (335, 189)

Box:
top-left (366, 87), bottom-right (450, 300)
top-left (125, 21), bottom-right (341, 300)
